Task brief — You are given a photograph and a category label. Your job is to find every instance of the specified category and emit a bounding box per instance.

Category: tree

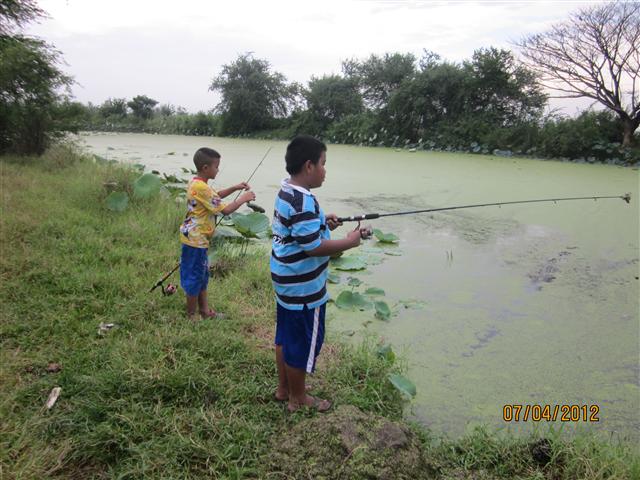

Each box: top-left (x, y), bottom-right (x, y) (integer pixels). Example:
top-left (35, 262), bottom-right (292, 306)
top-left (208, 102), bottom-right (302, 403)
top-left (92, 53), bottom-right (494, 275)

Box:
top-left (99, 97), bottom-right (128, 117)
top-left (343, 52), bottom-right (417, 110)
top-left (385, 61), bottom-right (468, 142)
top-left (0, 0), bottom-right (44, 35)
top-left (304, 75), bottom-right (363, 133)
top-left (127, 95), bottom-right (158, 120)
top-left (157, 103), bottom-right (176, 116)
top-left (0, 1), bottom-right (72, 154)
top-left (0, 36), bottom-right (71, 154)
top-left (463, 48), bottom-right (546, 126)
top-left (517, 1), bottom-right (640, 146)
top-left (209, 53), bottom-right (299, 134)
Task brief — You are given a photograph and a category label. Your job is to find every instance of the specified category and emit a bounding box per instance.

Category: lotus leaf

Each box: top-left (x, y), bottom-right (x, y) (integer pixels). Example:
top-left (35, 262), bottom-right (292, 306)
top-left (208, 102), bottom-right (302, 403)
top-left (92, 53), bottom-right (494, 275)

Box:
top-left (255, 229), bottom-right (272, 240)
top-left (232, 212), bottom-right (270, 238)
top-left (133, 173), bottom-right (162, 199)
top-left (373, 229), bottom-right (399, 243)
top-left (213, 227), bottom-right (243, 240)
top-left (335, 291), bottom-right (372, 311)
top-left (388, 373), bottom-right (416, 397)
top-left (365, 287), bottom-right (385, 296)
top-left (328, 273), bottom-right (341, 284)
top-left (331, 256), bottom-right (366, 271)
top-left (374, 301), bottom-right (391, 320)
top-left (376, 344), bottom-right (395, 362)
top-left (105, 191), bottom-right (129, 212)
top-left (347, 277), bottom-right (362, 287)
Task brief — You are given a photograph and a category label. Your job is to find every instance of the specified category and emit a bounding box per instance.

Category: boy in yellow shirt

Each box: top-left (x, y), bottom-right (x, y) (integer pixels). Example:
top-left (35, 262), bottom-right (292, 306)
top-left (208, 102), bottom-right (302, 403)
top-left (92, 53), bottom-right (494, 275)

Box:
top-left (179, 147), bottom-right (255, 319)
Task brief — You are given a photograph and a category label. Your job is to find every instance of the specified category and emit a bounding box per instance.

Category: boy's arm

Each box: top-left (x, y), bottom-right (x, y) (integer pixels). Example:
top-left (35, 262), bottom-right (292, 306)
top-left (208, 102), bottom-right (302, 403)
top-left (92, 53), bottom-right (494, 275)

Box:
top-left (217, 182), bottom-right (250, 199)
top-left (306, 232), bottom-right (361, 257)
top-left (221, 191), bottom-right (255, 215)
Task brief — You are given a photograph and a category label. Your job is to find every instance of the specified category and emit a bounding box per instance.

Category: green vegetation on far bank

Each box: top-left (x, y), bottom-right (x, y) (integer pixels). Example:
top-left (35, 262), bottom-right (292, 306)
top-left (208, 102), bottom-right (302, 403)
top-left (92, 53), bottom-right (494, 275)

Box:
top-left (1, 146), bottom-right (639, 479)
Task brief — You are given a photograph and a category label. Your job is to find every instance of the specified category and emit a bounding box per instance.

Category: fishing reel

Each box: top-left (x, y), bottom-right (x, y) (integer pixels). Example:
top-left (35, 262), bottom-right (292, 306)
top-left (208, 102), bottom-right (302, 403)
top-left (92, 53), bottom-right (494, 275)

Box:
top-left (162, 283), bottom-right (177, 296)
top-left (355, 221), bottom-right (374, 240)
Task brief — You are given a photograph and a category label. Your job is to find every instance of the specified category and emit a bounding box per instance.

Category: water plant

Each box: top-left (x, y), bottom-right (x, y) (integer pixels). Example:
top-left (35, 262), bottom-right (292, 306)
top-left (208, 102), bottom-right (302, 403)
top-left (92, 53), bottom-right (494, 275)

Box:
top-left (373, 229), bottom-right (400, 243)
top-left (133, 172), bottom-right (162, 199)
top-left (331, 255), bottom-right (367, 271)
top-left (388, 373), bottom-right (417, 398)
top-left (105, 191), bottom-right (129, 212)
top-left (328, 272), bottom-right (341, 284)
top-left (335, 290), bottom-right (372, 311)
top-left (230, 212), bottom-right (270, 238)
top-left (374, 300), bottom-right (392, 320)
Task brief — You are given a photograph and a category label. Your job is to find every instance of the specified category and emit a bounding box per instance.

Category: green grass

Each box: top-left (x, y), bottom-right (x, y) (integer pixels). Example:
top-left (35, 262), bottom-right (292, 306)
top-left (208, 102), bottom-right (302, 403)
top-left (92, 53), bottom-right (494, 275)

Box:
top-left (1, 145), bottom-right (638, 479)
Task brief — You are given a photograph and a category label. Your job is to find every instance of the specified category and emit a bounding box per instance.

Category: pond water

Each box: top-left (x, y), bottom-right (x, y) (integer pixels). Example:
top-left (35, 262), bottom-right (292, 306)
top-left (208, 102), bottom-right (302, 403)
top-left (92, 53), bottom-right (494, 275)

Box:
top-left (79, 132), bottom-right (639, 441)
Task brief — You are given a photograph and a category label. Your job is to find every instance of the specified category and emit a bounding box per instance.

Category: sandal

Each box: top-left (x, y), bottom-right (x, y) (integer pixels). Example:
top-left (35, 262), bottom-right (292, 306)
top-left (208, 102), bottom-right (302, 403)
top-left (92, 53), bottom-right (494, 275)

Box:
top-left (287, 395), bottom-right (331, 413)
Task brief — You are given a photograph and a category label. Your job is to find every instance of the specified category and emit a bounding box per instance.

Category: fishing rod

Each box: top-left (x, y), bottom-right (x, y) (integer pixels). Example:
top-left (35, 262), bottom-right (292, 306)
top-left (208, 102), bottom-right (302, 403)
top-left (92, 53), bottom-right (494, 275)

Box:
top-left (337, 193), bottom-right (631, 223)
top-left (149, 147), bottom-right (272, 294)
top-left (215, 146), bottom-right (272, 224)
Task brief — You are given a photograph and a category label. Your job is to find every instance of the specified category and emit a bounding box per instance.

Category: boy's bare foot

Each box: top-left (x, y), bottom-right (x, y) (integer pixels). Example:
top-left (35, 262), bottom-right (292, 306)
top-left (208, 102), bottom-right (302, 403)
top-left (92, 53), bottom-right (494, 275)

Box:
top-left (274, 388), bottom-right (289, 402)
top-left (200, 309), bottom-right (224, 319)
top-left (274, 384), bottom-right (312, 402)
top-left (287, 395), bottom-right (331, 413)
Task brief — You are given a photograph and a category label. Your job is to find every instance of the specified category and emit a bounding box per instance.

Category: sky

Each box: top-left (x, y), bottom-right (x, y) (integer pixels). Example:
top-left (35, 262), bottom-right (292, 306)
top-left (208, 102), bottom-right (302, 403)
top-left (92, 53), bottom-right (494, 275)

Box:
top-left (28, 0), bottom-right (602, 115)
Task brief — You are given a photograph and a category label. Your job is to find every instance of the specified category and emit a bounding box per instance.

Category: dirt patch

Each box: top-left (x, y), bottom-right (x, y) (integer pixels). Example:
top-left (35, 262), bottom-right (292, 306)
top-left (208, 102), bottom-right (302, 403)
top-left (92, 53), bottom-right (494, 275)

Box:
top-left (265, 404), bottom-right (435, 479)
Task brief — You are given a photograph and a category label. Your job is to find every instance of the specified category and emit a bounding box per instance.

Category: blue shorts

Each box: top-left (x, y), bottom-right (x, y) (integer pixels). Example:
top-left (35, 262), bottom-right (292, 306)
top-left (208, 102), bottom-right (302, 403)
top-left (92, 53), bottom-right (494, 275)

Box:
top-left (180, 244), bottom-right (209, 296)
top-left (275, 302), bottom-right (326, 373)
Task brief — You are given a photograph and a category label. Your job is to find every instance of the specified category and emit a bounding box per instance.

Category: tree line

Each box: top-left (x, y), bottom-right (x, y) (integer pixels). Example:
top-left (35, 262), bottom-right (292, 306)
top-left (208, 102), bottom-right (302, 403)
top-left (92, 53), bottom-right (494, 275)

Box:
top-left (1, 1), bottom-right (638, 164)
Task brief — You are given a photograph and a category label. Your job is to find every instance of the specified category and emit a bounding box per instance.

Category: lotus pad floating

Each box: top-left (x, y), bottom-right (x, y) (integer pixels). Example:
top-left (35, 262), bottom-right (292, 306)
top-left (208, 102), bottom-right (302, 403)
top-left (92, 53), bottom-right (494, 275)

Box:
top-left (328, 273), bottom-right (341, 284)
top-left (388, 373), bottom-right (416, 397)
top-left (232, 212), bottom-right (270, 238)
top-left (373, 229), bottom-right (399, 243)
top-left (331, 256), bottom-right (366, 271)
top-left (133, 173), bottom-right (162, 199)
top-left (347, 277), bottom-right (362, 287)
top-left (364, 287), bottom-right (385, 296)
top-left (105, 191), bottom-right (129, 212)
top-left (374, 301), bottom-right (391, 320)
top-left (335, 291), bottom-right (372, 310)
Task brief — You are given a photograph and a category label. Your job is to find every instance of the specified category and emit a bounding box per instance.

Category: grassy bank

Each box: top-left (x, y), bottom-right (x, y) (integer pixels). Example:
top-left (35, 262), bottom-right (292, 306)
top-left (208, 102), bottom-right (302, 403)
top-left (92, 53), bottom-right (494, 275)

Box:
top-left (1, 145), bottom-right (638, 479)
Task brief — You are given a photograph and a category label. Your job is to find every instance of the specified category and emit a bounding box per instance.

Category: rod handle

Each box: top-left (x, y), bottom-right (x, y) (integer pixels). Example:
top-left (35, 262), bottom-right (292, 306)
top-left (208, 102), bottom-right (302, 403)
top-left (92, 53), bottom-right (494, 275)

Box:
top-left (336, 213), bottom-right (380, 222)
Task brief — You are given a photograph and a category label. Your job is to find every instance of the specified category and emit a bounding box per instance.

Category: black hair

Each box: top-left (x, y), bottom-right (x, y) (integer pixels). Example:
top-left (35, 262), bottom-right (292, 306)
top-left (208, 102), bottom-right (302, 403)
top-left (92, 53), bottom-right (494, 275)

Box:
top-left (193, 147), bottom-right (220, 171)
top-left (285, 135), bottom-right (326, 175)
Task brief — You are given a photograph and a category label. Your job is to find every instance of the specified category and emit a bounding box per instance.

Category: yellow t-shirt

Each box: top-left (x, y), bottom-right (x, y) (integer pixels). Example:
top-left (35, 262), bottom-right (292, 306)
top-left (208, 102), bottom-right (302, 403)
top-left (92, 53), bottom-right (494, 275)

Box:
top-left (179, 178), bottom-right (227, 248)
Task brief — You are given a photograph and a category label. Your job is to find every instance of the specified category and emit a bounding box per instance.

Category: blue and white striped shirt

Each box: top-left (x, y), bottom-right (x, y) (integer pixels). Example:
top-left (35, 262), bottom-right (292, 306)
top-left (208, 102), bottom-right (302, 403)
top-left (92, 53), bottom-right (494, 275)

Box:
top-left (271, 179), bottom-right (331, 310)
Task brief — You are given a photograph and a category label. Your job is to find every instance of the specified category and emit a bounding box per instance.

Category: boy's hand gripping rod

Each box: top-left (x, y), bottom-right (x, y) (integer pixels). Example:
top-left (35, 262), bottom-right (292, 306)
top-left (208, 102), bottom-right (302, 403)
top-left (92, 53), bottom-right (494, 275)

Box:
top-left (337, 193), bottom-right (632, 223)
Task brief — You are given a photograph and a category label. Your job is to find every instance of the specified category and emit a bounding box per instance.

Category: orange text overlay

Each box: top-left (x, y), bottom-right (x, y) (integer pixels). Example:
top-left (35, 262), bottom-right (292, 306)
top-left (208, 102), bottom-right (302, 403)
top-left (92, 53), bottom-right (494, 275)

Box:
top-left (502, 404), bottom-right (600, 422)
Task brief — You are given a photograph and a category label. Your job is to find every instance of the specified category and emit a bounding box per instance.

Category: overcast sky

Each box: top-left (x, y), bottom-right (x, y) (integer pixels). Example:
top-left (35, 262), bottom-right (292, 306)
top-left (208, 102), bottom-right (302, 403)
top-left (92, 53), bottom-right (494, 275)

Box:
top-left (28, 0), bottom-right (602, 114)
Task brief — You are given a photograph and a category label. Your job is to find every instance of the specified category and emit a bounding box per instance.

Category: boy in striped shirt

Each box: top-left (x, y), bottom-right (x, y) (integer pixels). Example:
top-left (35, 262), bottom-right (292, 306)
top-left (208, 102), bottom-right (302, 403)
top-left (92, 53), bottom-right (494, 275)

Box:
top-left (271, 135), bottom-right (369, 412)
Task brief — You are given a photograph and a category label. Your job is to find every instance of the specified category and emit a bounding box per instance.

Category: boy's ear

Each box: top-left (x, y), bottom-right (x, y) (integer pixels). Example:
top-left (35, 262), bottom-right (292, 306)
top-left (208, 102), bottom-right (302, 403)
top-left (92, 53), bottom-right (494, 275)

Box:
top-left (303, 159), bottom-right (312, 172)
